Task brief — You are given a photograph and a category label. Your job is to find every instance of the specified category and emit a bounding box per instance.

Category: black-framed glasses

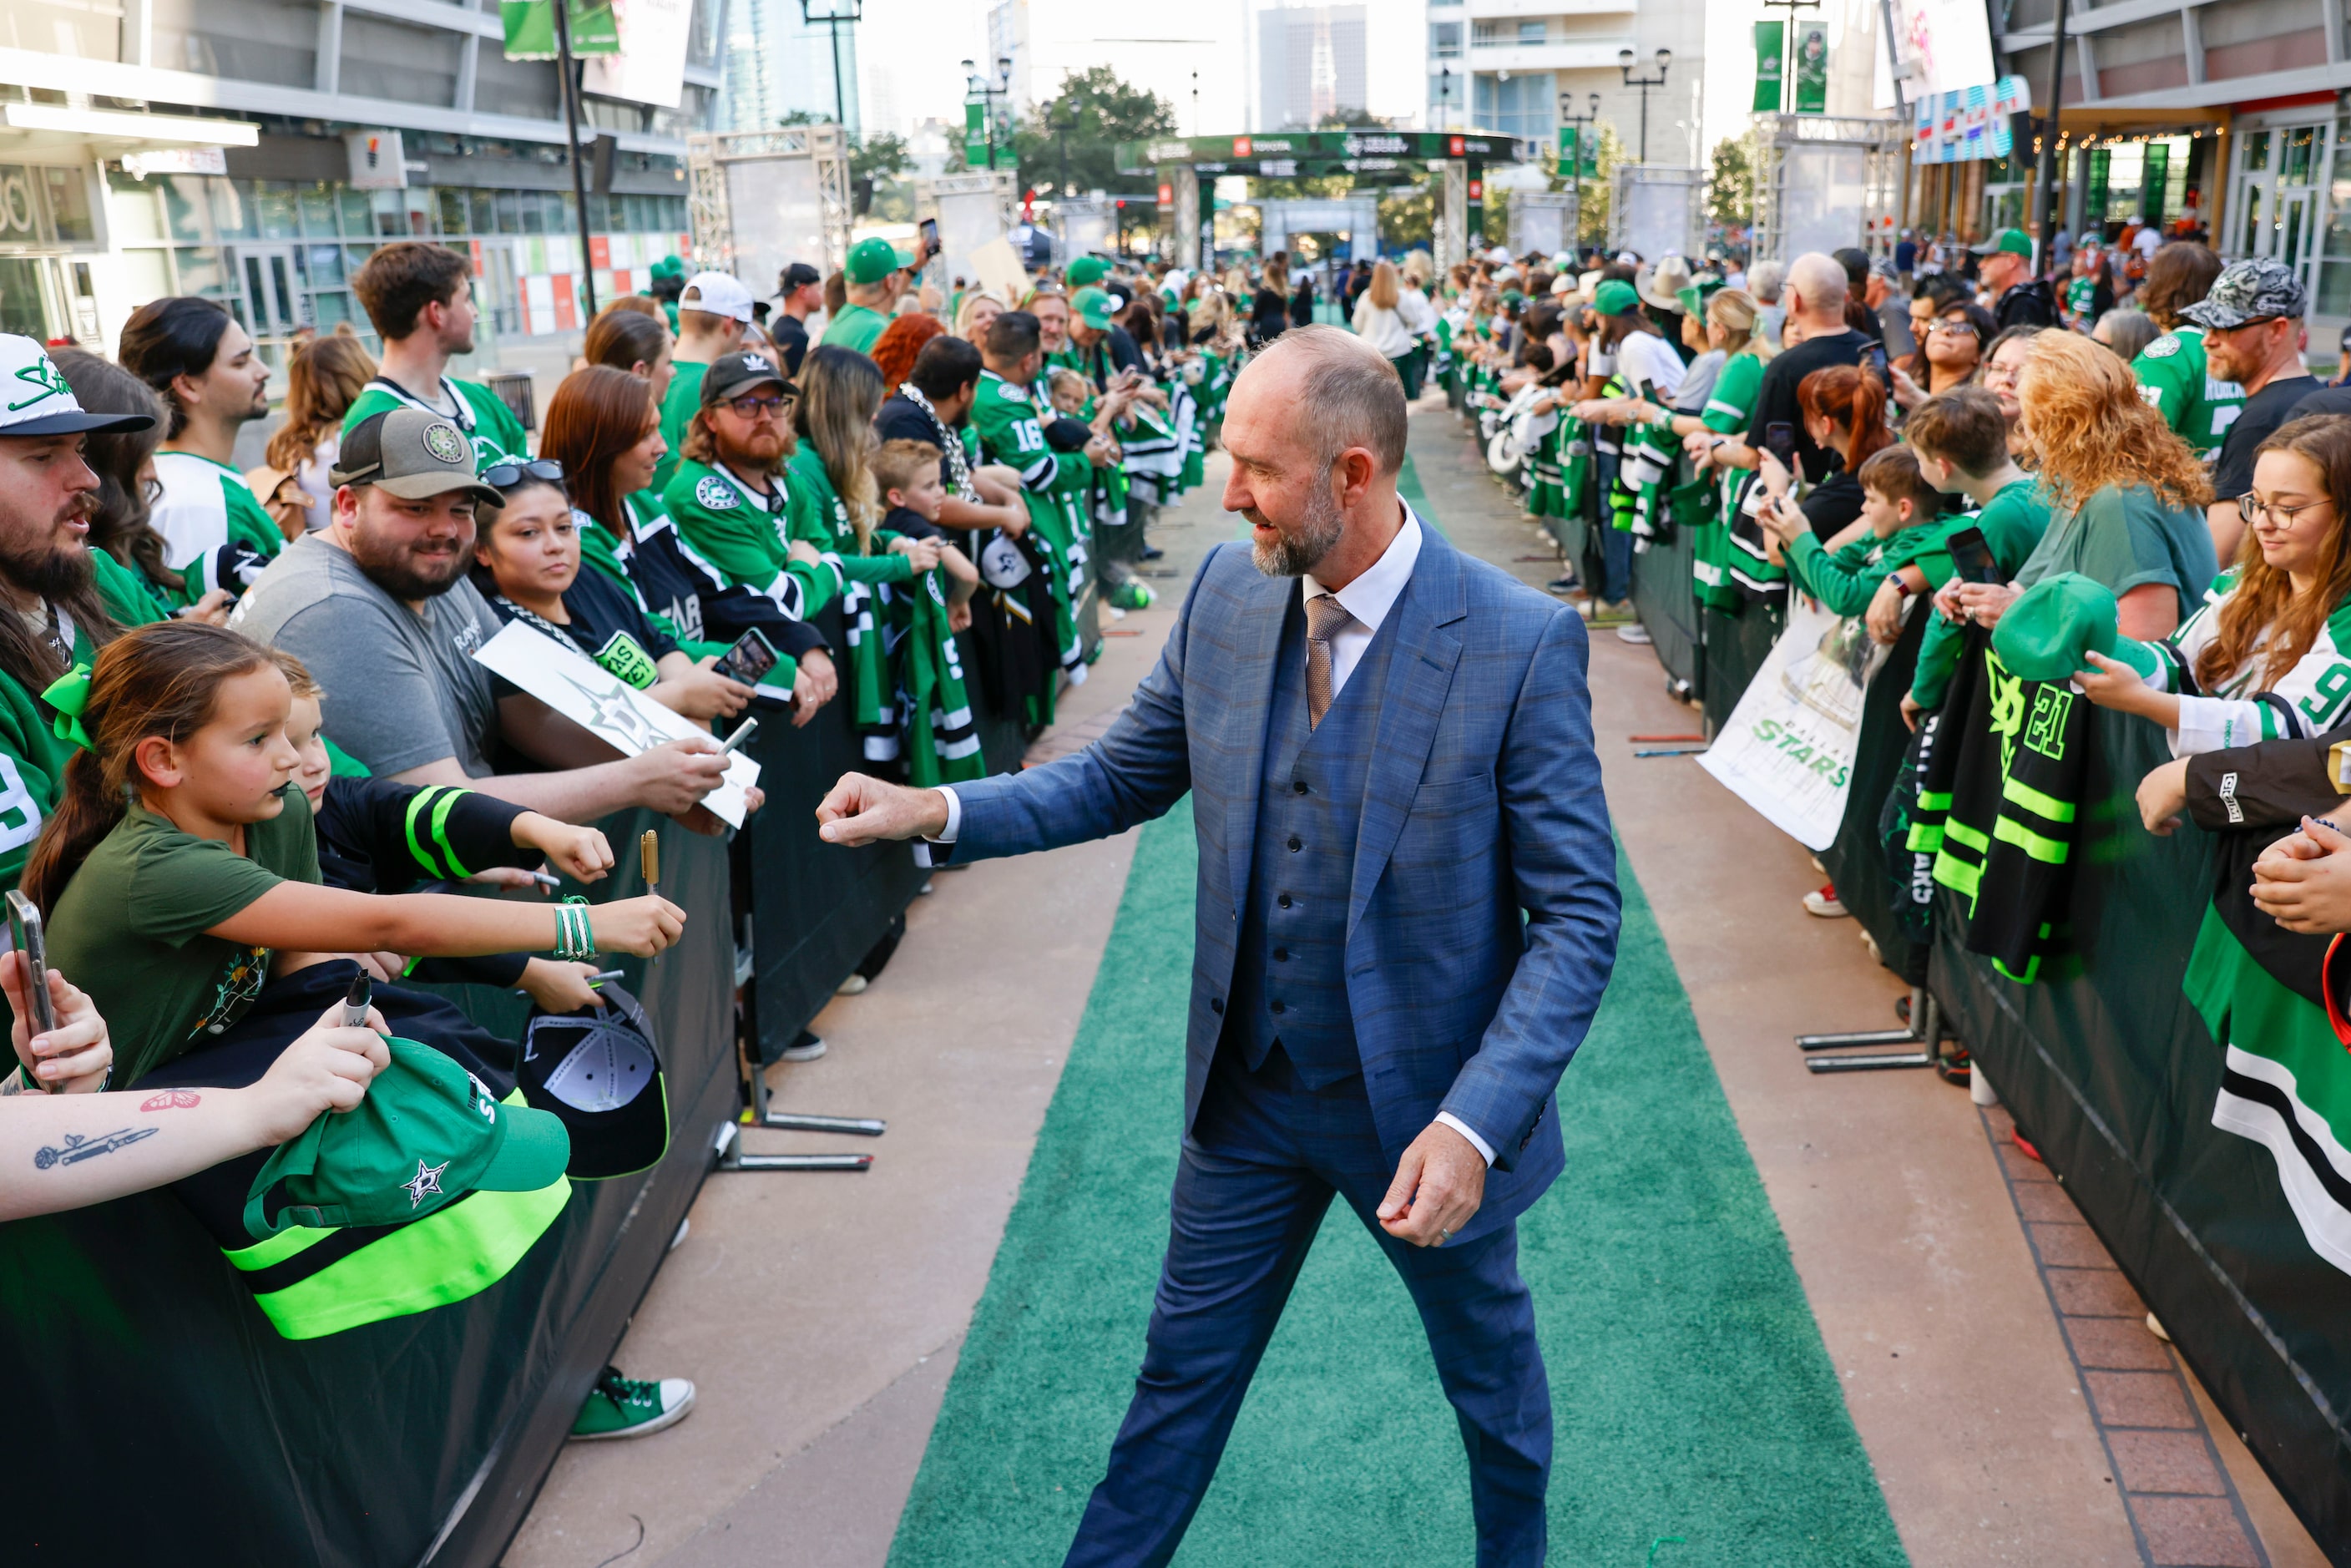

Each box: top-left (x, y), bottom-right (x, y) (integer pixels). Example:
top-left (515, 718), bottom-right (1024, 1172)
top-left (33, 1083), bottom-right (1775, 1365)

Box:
top-left (726, 393), bottom-right (794, 418)
top-left (2237, 493), bottom-right (2335, 526)
top-left (483, 458), bottom-right (565, 491)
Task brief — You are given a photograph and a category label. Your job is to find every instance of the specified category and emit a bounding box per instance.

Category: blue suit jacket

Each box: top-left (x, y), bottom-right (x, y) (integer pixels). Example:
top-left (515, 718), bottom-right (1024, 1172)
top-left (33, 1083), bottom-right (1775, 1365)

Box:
top-left (950, 513), bottom-right (1620, 1240)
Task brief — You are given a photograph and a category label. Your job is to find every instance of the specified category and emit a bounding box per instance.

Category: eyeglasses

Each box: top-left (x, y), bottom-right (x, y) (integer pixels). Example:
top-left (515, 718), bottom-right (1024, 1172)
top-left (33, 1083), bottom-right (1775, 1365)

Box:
top-left (2237, 493), bottom-right (2335, 526)
top-left (483, 458), bottom-right (565, 491)
top-left (1930, 319), bottom-right (1983, 337)
top-left (726, 393), bottom-right (794, 417)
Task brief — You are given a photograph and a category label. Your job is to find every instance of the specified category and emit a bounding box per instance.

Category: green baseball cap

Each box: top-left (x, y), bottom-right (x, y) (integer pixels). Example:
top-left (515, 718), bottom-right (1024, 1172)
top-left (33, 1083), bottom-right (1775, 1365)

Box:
top-left (243, 1037), bottom-right (571, 1240)
top-left (847, 235), bottom-right (915, 285)
top-left (1066, 256), bottom-right (1112, 287)
top-left (1969, 227), bottom-right (2035, 260)
top-left (1990, 572), bottom-right (2161, 683)
top-left (1071, 286), bottom-right (1117, 330)
top-left (1592, 278), bottom-right (1641, 316)
top-left (1676, 279), bottom-right (1724, 318)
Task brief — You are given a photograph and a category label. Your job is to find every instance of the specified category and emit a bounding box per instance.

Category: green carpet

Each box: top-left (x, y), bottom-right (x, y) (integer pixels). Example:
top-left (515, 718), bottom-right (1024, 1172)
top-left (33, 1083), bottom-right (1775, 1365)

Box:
top-left (887, 804), bottom-right (1906, 1566)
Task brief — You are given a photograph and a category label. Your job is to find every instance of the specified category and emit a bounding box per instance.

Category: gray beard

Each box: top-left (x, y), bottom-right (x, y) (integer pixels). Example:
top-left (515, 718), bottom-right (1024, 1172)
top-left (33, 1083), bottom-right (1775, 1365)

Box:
top-left (1250, 480), bottom-right (1347, 577)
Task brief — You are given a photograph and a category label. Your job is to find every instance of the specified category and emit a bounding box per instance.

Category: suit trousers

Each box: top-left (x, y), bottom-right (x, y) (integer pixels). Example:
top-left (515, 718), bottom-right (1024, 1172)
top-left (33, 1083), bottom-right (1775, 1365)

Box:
top-left (1064, 1041), bottom-right (1553, 1568)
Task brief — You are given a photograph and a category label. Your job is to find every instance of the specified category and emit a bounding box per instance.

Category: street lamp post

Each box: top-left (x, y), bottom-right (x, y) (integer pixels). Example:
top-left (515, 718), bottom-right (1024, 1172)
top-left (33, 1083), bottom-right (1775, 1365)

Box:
top-left (1051, 104), bottom-right (1078, 199)
top-left (1557, 90), bottom-right (1600, 247)
top-left (1616, 48), bottom-right (1671, 164)
top-left (801, 0), bottom-right (863, 134)
top-left (1437, 63), bottom-right (1454, 132)
top-left (960, 56), bottom-right (1014, 170)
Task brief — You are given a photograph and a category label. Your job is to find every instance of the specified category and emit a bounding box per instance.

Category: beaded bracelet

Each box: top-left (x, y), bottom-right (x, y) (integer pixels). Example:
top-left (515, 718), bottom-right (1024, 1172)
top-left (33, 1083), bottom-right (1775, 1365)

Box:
top-left (553, 897), bottom-right (597, 961)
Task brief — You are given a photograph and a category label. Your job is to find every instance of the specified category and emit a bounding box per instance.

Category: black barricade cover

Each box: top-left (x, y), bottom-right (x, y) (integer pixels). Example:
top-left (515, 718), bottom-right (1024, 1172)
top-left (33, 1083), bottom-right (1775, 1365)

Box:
top-left (1934, 706), bottom-right (2351, 1560)
top-left (0, 807), bottom-right (736, 1567)
top-left (1628, 498), bottom-right (1705, 700)
top-left (1701, 599), bottom-right (1785, 737)
top-left (1820, 602), bottom-right (1928, 984)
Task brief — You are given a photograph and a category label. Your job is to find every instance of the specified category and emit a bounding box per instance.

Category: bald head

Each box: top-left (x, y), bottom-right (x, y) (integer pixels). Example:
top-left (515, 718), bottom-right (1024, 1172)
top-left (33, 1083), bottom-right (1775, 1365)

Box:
top-left (1785, 252), bottom-right (1849, 331)
top-left (1236, 325), bottom-right (1406, 476)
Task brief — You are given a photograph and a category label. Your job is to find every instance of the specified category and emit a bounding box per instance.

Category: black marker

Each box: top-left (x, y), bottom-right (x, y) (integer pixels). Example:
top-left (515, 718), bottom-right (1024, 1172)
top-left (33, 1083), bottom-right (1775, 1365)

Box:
top-left (341, 972), bottom-right (372, 1029)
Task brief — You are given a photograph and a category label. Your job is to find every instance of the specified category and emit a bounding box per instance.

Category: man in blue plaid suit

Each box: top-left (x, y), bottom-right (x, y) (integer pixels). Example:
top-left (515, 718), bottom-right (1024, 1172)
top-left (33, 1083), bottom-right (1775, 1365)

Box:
top-left (819, 326), bottom-right (1620, 1566)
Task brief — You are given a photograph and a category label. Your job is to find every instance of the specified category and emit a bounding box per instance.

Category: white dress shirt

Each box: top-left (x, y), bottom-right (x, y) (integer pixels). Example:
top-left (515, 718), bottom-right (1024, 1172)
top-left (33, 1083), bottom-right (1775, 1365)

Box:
top-left (931, 505), bottom-right (1494, 1165)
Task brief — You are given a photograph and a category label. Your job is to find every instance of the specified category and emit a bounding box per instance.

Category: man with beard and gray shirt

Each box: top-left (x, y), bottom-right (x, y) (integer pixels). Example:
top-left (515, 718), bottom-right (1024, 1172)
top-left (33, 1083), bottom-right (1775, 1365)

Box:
top-left (233, 407), bottom-right (732, 825)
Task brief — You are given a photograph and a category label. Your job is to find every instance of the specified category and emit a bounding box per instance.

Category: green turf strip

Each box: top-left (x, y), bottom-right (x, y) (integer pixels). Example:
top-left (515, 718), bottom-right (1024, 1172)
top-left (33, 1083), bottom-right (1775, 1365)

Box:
top-left (887, 801), bottom-right (1906, 1565)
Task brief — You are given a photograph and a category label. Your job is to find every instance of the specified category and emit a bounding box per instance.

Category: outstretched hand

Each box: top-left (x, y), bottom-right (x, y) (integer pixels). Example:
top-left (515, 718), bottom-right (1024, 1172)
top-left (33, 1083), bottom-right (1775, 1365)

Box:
top-left (816, 772), bottom-right (950, 847)
top-left (1376, 1120), bottom-right (1487, 1247)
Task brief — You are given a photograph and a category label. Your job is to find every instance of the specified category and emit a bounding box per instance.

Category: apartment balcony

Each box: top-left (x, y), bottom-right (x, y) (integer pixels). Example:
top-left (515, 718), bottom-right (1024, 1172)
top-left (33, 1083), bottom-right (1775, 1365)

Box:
top-left (1466, 0), bottom-right (1636, 18)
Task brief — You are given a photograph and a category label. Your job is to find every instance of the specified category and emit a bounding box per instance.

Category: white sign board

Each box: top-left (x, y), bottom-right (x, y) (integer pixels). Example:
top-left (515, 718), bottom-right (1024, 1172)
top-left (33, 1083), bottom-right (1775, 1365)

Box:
top-left (345, 129), bottom-right (407, 191)
top-left (473, 621), bottom-right (760, 827)
top-left (583, 0), bottom-right (693, 109)
top-left (1890, 0), bottom-right (1999, 97)
top-left (1777, 143), bottom-right (1874, 260)
top-left (933, 183), bottom-right (1010, 295)
top-left (1696, 600), bottom-right (1888, 852)
top-left (724, 153), bottom-right (828, 294)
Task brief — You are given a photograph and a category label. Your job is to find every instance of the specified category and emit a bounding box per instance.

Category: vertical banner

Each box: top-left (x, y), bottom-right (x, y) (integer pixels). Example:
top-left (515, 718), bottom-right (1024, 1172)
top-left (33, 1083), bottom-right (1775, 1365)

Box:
top-left (582, 0), bottom-right (693, 109)
top-left (1794, 23), bottom-right (1830, 114)
top-left (499, 0), bottom-right (619, 58)
top-left (963, 101), bottom-right (990, 169)
top-left (1753, 22), bottom-right (1786, 113)
top-left (1557, 124), bottom-right (1577, 179)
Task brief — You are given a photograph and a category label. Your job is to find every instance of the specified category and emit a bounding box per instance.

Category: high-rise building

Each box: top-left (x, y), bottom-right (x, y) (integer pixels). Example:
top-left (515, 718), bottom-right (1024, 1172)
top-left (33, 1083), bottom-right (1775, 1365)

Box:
top-left (723, 0), bottom-right (862, 139)
top-left (1258, 6), bottom-right (1370, 129)
top-left (1425, 0), bottom-right (1701, 163)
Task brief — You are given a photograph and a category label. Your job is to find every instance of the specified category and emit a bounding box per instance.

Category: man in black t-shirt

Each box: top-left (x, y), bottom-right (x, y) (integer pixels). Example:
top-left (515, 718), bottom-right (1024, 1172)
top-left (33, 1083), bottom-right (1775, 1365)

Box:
top-left (1971, 228), bottom-right (2057, 330)
top-left (2197, 259), bottom-right (2314, 564)
top-left (771, 261), bottom-right (822, 378)
top-left (1711, 253), bottom-right (1878, 485)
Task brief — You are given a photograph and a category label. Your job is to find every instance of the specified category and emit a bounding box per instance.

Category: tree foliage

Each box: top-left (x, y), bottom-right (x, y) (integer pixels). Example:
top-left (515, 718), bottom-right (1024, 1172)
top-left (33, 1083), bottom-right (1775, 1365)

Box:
top-left (1573, 121), bottom-right (1628, 247)
top-left (1006, 65), bottom-right (1178, 195)
top-left (1707, 133), bottom-right (1762, 230)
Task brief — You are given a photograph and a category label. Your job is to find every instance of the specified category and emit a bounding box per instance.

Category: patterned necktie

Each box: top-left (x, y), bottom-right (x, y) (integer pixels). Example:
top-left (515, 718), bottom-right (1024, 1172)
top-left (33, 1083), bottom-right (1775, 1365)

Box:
top-left (1304, 591), bottom-right (1354, 730)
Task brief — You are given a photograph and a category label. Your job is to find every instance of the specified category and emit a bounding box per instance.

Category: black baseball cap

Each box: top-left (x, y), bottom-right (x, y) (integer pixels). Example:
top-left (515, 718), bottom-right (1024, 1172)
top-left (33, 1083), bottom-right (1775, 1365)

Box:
top-left (777, 261), bottom-right (822, 295)
top-left (518, 982), bottom-right (669, 1180)
top-left (700, 352), bottom-right (796, 407)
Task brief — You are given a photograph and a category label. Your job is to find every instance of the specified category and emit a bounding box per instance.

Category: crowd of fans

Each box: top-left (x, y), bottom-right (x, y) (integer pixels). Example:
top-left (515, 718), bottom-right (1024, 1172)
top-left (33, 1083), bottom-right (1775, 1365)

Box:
top-left (1441, 223), bottom-right (2351, 1222)
top-left (0, 234), bottom-right (1296, 1443)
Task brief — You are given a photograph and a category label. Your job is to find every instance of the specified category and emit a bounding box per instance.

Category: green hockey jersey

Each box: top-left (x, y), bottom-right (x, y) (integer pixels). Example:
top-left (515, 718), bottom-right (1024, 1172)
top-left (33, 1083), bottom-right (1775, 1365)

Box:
top-left (341, 374), bottom-right (528, 472)
top-left (2132, 326), bottom-right (2245, 455)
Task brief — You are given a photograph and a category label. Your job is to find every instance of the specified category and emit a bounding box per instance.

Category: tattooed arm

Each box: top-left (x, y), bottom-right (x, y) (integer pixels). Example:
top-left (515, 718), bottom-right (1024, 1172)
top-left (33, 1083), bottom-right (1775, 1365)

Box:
top-left (0, 994), bottom-right (390, 1222)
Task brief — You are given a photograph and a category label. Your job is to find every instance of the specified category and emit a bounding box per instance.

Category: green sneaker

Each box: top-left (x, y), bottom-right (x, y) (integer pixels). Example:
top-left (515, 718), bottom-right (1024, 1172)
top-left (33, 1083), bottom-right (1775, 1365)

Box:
top-left (570, 1366), bottom-right (696, 1441)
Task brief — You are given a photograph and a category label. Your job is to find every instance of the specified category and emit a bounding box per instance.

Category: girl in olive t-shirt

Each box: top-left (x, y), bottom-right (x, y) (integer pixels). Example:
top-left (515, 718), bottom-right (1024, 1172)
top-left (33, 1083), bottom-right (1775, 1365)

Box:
top-left (27, 623), bottom-right (685, 1086)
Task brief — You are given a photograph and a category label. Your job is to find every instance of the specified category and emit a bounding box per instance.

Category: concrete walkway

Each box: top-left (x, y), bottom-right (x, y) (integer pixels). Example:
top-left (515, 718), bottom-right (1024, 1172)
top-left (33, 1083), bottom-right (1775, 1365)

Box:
top-left (504, 397), bottom-right (2328, 1568)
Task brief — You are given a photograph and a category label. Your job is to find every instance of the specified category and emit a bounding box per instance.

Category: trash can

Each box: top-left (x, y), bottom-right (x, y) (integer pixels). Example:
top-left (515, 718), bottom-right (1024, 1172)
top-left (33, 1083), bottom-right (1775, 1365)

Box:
top-left (483, 372), bottom-right (536, 432)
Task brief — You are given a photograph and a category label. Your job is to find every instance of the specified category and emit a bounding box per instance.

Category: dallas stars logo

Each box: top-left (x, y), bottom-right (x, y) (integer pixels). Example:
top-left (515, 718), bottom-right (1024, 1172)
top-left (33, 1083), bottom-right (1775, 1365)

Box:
top-left (560, 671), bottom-right (660, 751)
top-left (403, 1157), bottom-right (451, 1208)
top-left (8, 354), bottom-right (69, 413)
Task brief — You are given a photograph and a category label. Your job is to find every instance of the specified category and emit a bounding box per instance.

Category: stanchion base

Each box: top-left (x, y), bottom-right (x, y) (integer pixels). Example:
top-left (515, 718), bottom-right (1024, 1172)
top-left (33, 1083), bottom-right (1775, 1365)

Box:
top-left (1806, 1050), bottom-right (1937, 1073)
top-left (712, 1121), bottom-right (875, 1172)
top-left (728, 1151), bottom-right (874, 1171)
top-left (761, 1111), bottom-right (887, 1136)
top-left (1797, 1028), bottom-right (1923, 1051)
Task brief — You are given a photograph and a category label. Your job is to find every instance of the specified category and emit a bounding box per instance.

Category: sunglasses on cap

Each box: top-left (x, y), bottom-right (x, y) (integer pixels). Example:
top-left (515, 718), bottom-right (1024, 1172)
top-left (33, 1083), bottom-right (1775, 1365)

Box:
top-left (483, 458), bottom-right (566, 491)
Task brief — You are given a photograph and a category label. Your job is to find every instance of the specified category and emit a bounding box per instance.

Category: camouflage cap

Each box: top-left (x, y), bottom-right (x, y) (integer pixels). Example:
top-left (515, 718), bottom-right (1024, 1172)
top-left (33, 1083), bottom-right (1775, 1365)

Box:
top-left (2181, 257), bottom-right (2308, 329)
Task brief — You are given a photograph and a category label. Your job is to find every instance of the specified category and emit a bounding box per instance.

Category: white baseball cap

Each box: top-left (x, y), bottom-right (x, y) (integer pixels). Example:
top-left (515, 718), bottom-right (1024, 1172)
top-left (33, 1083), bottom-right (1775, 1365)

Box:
top-left (680, 271), bottom-right (756, 323)
top-left (0, 335), bottom-right (154, 438)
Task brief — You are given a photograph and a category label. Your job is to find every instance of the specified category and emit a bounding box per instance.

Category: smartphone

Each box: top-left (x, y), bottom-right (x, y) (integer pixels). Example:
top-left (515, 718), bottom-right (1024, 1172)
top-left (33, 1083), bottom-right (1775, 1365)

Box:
top-left (918, 217), bottom-right (939, 261)
top-left (711, 627), bottom-right (778, 688)
top-left (7, 891), bottom-right (58, 1091)
top-left (1944, 524), bottom-right (2002, 585)
top-left (1762, 421), bottom-right (1797, 472)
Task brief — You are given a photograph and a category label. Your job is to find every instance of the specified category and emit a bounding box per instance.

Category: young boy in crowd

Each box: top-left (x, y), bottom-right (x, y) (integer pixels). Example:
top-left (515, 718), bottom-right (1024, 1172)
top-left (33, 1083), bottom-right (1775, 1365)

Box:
top-left (1761, 445), bottom-right (1953, 627)
top-left (1899, 385), bottom-right (2055, 727)
top-left (873, 438), bottom-right (979, 632)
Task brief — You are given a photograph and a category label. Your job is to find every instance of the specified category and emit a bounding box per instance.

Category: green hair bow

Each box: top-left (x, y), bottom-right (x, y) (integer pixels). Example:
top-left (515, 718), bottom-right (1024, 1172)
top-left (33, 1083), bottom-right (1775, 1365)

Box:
top-left (42, 664), bottom-right (93, 751)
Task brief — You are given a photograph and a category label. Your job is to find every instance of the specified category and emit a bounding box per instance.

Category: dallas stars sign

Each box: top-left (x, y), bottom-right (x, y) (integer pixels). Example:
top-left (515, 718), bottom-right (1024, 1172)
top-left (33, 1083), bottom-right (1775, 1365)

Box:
top-left (473, 620), bottom-right (761, 827)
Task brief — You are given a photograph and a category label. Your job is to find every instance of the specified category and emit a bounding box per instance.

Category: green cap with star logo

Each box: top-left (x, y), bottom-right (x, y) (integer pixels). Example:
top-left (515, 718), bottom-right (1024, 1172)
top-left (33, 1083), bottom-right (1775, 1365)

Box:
top-left (0, 334), bottom-right (156, 438)
top-left (243, 1035), bottom-right (572, 1239)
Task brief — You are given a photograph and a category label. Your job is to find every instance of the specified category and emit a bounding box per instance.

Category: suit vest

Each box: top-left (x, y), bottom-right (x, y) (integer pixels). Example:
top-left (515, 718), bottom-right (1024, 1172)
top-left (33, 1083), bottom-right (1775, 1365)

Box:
top-left (1226, 589), bottom-right (1403, 1088)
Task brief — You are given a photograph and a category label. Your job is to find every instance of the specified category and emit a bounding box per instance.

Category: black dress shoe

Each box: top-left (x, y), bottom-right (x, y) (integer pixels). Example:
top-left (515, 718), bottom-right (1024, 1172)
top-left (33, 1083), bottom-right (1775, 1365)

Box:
top-left (1140, 545), bottom-right (1165, 561)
